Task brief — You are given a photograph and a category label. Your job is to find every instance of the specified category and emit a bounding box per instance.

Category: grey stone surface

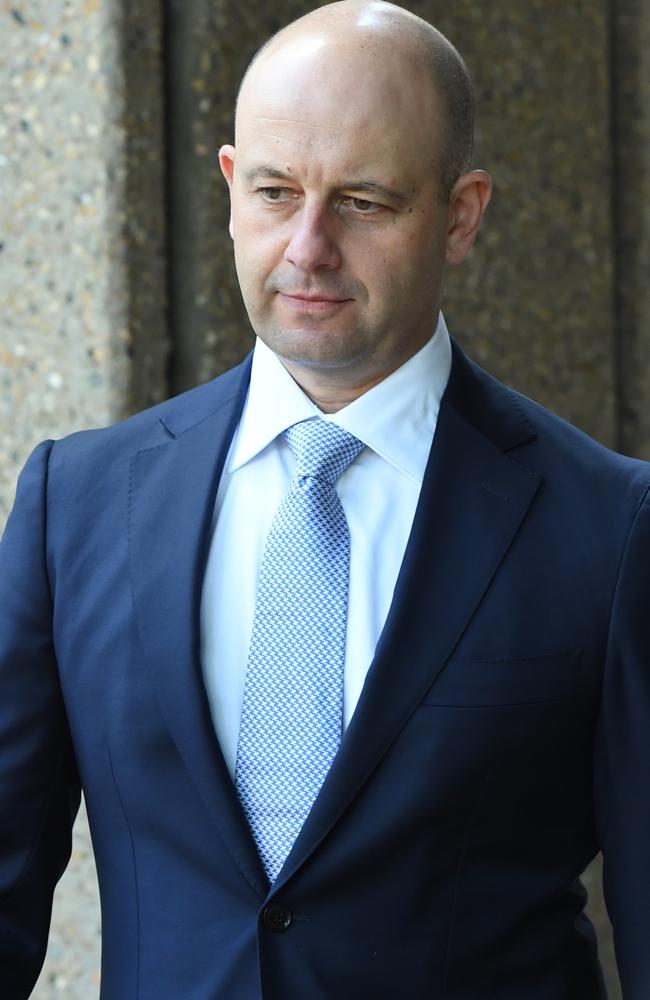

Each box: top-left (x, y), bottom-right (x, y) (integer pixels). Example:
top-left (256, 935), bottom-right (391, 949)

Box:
top-left (118, 0), bottom-right (170, 414)
top-left (613, 0), bottom-right (650, 460)
top-left (584, 856), bottom-right (622, 1000)
top-left (0, 0), bottom-right (168, 526)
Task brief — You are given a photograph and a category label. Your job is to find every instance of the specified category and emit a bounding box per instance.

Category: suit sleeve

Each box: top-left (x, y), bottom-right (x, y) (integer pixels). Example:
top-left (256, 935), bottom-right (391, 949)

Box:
top-left (595, 484), bottom-right (650, 1000)
top-left (0, 441), bottom-right (81, 998)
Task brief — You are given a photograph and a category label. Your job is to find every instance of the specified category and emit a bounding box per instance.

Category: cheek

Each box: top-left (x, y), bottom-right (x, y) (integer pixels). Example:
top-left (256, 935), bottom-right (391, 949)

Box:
top-left (353, 220), bottom-right (430, 273)
top-left (233, 200), bottom-right (285, 251)
top-left (399, 228), bottom-right (446, 285)
top-left (343, 233), bottom-right (398, 281)
top-left (373, 244), bottom-right (439, 309)
top-left (234, 225), bottom-right (283, 283)
top-left (367, 237), bottom-right (423, 292)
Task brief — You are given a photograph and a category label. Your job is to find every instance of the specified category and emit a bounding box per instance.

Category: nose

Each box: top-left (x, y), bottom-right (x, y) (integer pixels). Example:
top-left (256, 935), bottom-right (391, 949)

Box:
top-left (283, 204), bottom-right (341, 272)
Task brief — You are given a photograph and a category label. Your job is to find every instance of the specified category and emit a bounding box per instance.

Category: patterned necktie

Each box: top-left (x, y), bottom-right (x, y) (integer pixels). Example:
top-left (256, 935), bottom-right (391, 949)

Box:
top-left (235, 417), bottom-right (365, 882)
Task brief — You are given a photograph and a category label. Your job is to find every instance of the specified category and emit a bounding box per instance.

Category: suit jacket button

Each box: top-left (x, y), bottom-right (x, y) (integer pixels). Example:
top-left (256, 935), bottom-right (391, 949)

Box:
top-left (262, 903), bottom-right (292, 932)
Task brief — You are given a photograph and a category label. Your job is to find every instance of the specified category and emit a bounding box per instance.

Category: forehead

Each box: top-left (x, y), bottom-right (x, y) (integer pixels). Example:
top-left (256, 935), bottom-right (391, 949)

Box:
top-left (236, 35), bottom-right (439, 177)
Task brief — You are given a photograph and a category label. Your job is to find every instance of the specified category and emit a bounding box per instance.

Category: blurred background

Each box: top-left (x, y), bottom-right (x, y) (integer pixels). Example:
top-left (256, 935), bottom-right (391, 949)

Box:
top-left (1, 0), bottom-right (649, 996)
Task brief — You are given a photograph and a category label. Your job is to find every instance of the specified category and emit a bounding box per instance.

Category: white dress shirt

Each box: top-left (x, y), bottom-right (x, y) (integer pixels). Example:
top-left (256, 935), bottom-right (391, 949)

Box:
top-left (200, 313), bottom-right (452, 778)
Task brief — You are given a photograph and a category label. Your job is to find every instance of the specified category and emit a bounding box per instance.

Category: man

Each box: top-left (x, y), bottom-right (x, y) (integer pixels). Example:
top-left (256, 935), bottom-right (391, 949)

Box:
top-left (1, 1), bottom-right (649, 997)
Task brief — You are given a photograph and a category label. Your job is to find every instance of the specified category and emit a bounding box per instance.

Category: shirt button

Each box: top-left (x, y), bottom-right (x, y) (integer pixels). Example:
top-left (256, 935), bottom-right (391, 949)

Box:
top-left (261, 902), bottom-right (293, 933)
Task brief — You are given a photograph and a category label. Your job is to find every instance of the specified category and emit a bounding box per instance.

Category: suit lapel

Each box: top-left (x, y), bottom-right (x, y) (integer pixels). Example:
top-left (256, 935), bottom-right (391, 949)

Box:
top-left (128, 356), bottom-right (269, 899)
top-left (273, 346), bottom-right (542, 892)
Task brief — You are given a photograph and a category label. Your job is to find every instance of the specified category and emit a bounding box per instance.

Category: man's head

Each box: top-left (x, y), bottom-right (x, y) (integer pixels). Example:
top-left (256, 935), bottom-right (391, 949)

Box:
top-left (219, 0), bottom-right (491, 409)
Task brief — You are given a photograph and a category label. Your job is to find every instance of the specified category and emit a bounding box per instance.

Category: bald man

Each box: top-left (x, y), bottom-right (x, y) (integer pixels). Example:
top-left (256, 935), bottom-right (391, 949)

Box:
top-left (1, 3), bottom-right (649, 998)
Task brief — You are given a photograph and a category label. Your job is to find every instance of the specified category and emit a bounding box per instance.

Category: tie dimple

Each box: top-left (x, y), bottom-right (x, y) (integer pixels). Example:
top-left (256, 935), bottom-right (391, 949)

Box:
top-left (285, 418), bottom-right (366, 483)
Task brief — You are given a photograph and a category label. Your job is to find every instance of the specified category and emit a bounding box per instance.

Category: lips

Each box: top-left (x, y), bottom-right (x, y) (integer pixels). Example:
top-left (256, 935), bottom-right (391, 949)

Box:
top-left (279, 292), bottom-right (349, 304)
top-left (277, 292), bottom-right (351, 315)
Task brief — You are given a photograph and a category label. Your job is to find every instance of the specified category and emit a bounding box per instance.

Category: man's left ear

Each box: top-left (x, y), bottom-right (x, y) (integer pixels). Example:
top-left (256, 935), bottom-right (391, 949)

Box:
top-left (445, 170), bottom-right (492, 265)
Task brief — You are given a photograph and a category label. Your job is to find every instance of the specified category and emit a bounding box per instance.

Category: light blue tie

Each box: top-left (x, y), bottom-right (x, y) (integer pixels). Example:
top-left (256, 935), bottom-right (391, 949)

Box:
top-left (235, 418), bottom-right (365, 882)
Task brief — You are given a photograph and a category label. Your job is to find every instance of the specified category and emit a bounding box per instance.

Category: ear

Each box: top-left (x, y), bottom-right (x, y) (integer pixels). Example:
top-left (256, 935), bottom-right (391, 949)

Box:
top-left (218, 144), bottom-right (236, 239)
top-left (218, 144), bottom-right (236, 187)
top-left (445, 169), bottom-right (492, 265)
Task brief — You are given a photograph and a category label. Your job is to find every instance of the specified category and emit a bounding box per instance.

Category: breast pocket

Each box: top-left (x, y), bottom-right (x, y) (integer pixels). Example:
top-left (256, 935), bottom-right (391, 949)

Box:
top-left (420, 648), bottom-right (582, 708)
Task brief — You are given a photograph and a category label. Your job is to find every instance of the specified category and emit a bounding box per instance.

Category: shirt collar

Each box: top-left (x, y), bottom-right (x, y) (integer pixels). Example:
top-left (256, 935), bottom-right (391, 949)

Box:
top-left (228, 313), bottom-right (452, 485)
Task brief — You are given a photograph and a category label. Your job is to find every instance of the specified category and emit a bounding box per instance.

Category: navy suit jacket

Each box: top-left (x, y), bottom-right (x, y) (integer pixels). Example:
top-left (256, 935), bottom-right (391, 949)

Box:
top-left (1, 343), bottom-right (649, 999)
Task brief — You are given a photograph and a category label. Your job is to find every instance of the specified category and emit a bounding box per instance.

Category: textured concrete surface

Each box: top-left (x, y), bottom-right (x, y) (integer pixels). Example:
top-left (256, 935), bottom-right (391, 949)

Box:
top-left (0, 0), bottom-right (167, 526)
top-left (613, 0), bottom-right (650, 460)
top-left (584, 856), bottom-right (622, 1000)
top-left (117, 1), bottom-right (170, 414)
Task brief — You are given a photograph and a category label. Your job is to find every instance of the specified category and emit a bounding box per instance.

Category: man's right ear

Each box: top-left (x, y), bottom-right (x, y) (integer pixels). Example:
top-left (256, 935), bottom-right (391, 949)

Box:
top-left (218, 144), bottom-right (236, 239)
top-left (218, 144), bottom-right (236, 187)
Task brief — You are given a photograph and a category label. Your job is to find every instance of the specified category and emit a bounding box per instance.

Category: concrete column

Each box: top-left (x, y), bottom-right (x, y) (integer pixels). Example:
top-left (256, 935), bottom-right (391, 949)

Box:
top-left (0, 0), bottom-right (168, 527)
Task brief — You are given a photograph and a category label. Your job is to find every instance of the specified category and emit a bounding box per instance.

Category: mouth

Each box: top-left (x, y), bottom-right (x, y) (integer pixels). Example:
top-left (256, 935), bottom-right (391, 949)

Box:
top-left (277, 292), bottom-right (352, 315)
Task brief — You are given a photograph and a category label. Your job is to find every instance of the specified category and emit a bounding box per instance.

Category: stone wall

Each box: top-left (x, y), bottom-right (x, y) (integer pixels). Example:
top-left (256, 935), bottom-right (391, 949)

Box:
top-left (3, 1), bottom-right (649, 996)
top-left (0, 0), bottom-right (168, 527)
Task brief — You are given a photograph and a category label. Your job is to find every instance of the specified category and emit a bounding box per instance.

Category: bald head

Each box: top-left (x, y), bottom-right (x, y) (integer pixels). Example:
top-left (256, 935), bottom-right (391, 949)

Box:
top-left (237, 0), bottom-right (474, 199)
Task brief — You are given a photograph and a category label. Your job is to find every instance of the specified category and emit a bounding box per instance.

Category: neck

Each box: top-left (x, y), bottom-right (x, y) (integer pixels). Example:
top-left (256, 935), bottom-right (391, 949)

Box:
top-left (280, 362), bottom-right (394, 413)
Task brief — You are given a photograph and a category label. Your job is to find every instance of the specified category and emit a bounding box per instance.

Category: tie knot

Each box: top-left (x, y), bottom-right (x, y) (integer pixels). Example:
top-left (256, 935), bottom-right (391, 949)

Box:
top-left (284, 419), bottom-right (364, 483)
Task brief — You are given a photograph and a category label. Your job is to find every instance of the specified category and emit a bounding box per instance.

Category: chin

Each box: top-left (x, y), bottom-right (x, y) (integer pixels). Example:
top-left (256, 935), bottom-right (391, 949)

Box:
top-left (258, 327), bottom-right (369, 371)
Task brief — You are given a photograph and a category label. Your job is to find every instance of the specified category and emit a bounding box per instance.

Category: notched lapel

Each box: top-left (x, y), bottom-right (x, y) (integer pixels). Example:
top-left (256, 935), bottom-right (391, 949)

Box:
top-left (128, 363), bottom-right (268, 899)
top-left (273, 349), bottom-right (543, 892)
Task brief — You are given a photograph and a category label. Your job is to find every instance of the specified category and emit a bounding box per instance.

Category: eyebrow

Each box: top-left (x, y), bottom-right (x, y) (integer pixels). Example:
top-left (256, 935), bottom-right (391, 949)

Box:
top-left (243, 166), bottom-right (293, 184)
top-left (344, 180), bottom-right (411, 203)
top-left (242, 166), bottom-right (411, 203)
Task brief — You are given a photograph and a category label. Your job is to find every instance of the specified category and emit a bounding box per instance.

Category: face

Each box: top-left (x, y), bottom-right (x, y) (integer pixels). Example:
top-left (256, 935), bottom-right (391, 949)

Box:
top-left (220, 36), bottom-right (466, 392)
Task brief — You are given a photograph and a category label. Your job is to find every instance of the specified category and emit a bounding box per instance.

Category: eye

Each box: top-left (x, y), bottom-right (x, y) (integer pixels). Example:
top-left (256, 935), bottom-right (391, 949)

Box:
top-left (341, 196), bottom-right (381, 215)
top-left (259, 187), bottom-right (291, 203)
